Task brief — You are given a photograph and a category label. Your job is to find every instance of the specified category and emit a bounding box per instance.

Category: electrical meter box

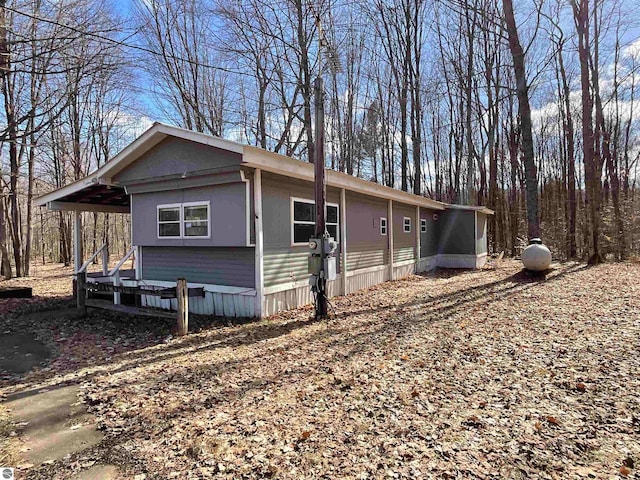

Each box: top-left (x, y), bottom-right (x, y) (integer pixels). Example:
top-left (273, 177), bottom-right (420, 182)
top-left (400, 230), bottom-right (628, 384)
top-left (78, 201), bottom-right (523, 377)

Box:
top-left (308, 236), bottom-right (338, 281)
top-left (323, 256), bottom-right (337, 280)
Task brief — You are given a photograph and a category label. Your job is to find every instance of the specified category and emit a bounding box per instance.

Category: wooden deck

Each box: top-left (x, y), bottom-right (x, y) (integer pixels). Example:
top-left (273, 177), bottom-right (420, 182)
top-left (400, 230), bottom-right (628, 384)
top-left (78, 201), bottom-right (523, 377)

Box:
top-left (85, 299), bottom-right (175, 319)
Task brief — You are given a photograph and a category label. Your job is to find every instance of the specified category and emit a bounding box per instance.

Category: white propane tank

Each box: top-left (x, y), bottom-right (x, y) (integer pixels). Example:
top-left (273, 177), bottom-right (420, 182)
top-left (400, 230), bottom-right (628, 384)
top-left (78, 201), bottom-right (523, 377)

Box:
top-left (521, 238), bottom-right (552, 271)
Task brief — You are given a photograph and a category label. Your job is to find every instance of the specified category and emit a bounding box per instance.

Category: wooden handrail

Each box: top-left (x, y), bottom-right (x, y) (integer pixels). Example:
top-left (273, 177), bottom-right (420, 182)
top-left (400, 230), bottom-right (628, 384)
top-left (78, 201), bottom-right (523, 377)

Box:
top-left (109, 246), bottom-right (136, 277)
top-left (78, 243), bottom-right (107, 274)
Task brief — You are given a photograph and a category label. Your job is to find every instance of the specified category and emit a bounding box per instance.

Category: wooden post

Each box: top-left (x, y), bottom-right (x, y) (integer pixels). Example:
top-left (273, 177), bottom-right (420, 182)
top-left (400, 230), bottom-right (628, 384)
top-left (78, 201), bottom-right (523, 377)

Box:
top-left (313, 76), bottom-right (328, 318)
top-left (73, 211), bottom-right (82, 273)
top-left (77, 270), bottom-right (86, 315)
top-left (102, 244), bottom-right (109, 277)
top-left (113, 270), bottom-right (121, 305)
top-left (176, 278), bottom-right (188, 336)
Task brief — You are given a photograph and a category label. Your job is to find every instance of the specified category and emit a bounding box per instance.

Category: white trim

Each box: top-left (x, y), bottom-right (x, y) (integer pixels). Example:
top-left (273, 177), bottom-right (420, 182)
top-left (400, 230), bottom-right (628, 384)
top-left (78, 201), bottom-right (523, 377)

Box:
top-left (340, 188), bottom-right (347, 296)
top-left (136, 279), bottom-right (256, 295)
top-left (415, 207), bottom-right (421, 261)
top-left (420, 218), bottom-right (427, 233)
top-left (474, 211), bottom-right (478, 256)
top-left (388, 200), bottom-right (394, 281)
top-left (48, 201), bottom-right (130, 214)
top-left (346, 264), bottom-right (387, 277)
top-left (135, 245), bottom-right (142, 280)
top-left (244, 176), bottom-right (251, 247)
top-left (36, 175), bottom-right (98, 207)
top-left (157, 203), bottom-right (182, 238)
top-left (403, 216), bottom-right (412, 233)
top-left (254, 169), bottom-right (264, 318)
top-left (393, 259), bottom-right (416, 268)
top-left (157, 201), bottom-right (211, 239)
top-left (290, 196), bottom-right (339, 246)
top-left (96, 124), bottom-right (244, 183)
top-left (445, 204), bottom-right (495, 215)
top-left (263, 278), bottom-right (311, 295)
top-left (243, 146), bottom-right (446, 211)
top-left (182, 201), bottom-right (211, 239)
top-left (74, 211), bottom-right (82, 273)
top-left (380, 217), bottom-right (387, 235)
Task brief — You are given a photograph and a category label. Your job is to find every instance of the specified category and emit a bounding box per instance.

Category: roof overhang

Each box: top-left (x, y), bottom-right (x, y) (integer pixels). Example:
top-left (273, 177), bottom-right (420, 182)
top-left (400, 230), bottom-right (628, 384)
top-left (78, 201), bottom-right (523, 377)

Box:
top-left (444, 204), bottom-right (495, 215)
top-left (243, 146), bottom-right (447, 211)
top-left (35, 123), bottom-right (246, 211)
top-left (36, 121), bottom-right (494, 215)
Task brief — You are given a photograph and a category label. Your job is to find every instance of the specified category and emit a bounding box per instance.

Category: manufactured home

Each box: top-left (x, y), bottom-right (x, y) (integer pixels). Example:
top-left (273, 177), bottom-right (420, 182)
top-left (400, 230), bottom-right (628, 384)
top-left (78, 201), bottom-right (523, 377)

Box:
top-left (36, 123), bottom-right (493, 318)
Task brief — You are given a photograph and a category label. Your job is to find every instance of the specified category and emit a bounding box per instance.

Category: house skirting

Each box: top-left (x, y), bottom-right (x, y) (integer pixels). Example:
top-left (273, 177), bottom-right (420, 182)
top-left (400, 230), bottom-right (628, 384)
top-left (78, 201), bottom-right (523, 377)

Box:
top-left (89, 253), bottom-right (485, 319)
top-left (437, 253), bottom-right (487, 269)
top-left (137, 280), bottom-right (257, 317)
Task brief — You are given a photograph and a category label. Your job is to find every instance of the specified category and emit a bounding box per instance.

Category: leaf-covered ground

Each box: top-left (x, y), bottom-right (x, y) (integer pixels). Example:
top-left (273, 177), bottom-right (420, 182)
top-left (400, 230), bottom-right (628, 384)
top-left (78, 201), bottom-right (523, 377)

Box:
top-left (2, 260), bottom-right (639, 479)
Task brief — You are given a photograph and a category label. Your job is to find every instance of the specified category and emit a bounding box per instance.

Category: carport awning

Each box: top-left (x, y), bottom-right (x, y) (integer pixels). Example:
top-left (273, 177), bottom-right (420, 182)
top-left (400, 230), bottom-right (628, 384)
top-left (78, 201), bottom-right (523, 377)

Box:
top-left (35, 177), bottom-right (130, 213)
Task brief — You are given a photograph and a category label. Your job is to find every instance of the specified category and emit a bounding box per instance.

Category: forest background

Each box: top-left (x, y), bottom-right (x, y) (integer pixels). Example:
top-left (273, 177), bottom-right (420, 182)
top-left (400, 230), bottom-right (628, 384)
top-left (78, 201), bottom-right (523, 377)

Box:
top-left (1, 0), bottom-right (639, 279)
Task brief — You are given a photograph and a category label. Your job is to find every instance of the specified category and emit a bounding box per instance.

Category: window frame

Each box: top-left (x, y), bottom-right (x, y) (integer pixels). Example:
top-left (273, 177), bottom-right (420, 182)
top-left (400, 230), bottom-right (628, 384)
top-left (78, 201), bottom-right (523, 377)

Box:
top-left (290, 196), bottom-right (340, 246)
top-left (182, 201), bottom-right (211, 239)
top-left (420, 218), bottom-right (427, 233)
top-left (157, 203), bottom-right (182, 239)
top-left (157, 201), bottom-right (211, 239)
top-left (403, 216), bottom-right (412, 233)
top-left (380, 217), bottom-right (387, 236)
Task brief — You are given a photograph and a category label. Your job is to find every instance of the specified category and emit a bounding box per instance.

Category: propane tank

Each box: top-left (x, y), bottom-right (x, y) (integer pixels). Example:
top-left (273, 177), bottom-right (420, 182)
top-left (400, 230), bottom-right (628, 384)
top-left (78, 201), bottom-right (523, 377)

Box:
top-left (521, 238), bottom-right (552, 271)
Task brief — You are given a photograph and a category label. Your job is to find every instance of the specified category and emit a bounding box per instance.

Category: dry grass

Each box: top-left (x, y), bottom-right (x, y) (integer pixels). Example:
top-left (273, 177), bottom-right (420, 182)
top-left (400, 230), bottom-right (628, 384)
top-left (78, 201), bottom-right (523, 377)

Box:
top-left (2, 260), bottom-right (640, 479)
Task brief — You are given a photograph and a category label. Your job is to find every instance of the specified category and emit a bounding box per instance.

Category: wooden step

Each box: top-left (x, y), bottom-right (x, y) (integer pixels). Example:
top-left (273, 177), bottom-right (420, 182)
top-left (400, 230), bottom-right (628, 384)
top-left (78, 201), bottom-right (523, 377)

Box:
top-left (85, 299), bottom-right (175, 319)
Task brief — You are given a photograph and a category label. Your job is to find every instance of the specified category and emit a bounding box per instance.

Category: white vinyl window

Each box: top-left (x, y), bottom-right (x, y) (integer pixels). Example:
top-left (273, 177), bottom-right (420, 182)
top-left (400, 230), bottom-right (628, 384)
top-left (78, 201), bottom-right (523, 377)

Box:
top-left (183, 202), bottom-right (210, 238)
top-left (158, 204), bottom-right (181, 238)
top-left (403, 217), bottom-right (411, 233)
top-left (157, 201), bottom-right (210, 239)
top-left (421, 218), bottom-right (427, 233)
top-left (380, 217), bottom-right (387, 235)
top-left (291, 197), bottom-right (339, 245)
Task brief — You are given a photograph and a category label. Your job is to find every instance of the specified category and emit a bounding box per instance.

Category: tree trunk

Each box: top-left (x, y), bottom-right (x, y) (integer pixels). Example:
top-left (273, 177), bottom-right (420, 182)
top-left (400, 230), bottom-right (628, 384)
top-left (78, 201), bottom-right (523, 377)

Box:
top-left (502, 0), bottom-right (540, 240)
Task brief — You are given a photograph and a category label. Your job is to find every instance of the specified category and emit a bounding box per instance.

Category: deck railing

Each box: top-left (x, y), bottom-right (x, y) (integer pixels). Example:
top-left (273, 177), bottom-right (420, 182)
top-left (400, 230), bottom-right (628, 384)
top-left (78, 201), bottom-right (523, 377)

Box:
top-left (109, 245), bottom-right (137, 305)
top-left (77, 243), bottom-right (109, 276)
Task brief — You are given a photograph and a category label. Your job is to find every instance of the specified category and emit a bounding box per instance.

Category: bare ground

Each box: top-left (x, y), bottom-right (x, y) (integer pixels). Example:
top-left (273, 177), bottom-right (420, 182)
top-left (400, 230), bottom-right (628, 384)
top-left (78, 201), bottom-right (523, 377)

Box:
top-left (1, 260), bottom-right (639, 479)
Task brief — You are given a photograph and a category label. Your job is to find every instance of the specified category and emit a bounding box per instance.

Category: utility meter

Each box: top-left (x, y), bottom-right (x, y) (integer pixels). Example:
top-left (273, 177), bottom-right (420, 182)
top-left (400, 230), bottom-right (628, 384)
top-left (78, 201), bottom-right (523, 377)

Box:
top-left (308, 235), bottom-right (338, 281)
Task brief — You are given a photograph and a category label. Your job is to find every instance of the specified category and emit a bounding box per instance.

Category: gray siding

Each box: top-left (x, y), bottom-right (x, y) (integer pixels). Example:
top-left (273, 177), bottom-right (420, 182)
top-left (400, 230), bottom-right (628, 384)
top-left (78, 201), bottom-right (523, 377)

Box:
top-left (132, 184), bottom-right (248, 247)
top-left (438, 209), bottom-right (476, 255)
top-left (262, 173), bottom-right (341, 287)
top-left (393, 202), bottom-right (416, 261)
top-left (113, 137), bottom-right (241, 184)
top-left (141, 246), bottom-right (255, 287)
top-left (476, 213), bottom-right (487, 254)
top-left (420, 208), bottom-right (440, 258)
top-left (345, 192), bottom-right (388, 270)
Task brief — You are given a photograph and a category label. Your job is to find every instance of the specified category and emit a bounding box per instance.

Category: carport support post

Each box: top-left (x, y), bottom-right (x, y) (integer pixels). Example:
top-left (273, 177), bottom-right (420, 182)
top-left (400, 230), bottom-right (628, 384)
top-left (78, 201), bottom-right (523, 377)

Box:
top-left (73, 211), bottom-right (82, 274)
top-left (176, 278), bottom-right (188, 336)
top-left (77, 271), bottom-right (86, 315)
